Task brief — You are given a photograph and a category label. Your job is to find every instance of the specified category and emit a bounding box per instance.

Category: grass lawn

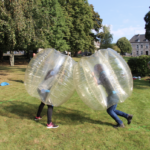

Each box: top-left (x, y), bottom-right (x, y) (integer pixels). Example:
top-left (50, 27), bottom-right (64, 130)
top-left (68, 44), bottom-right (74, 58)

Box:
top-left (123, 57), bottom-right (132, 62)
top-left (72, 57), bottom-right (81, 62)
top-left (0, 65), bottom-right (150, 150)
top-left (73, 56), bottom-right (131, 63)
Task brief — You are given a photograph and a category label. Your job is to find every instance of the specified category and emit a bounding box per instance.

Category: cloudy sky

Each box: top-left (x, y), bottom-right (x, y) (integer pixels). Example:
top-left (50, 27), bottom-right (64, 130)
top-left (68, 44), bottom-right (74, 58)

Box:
top-left (88, 0), bottom-right (150, 43)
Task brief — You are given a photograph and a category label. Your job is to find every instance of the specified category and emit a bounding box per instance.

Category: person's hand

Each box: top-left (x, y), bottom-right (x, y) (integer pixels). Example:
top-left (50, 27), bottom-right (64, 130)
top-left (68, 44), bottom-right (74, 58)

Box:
top-left (92, 72), bottom-right (95, 76)
top-left (92, 72), bottom-right (98, 85)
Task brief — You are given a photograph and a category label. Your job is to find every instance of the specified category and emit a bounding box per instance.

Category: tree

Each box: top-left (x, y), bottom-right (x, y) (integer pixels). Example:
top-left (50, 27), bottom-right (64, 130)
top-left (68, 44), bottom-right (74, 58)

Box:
top-left (116, 37), bottom-right (132, 54)
top-left (34, 0), bottom-right (69, 52)
top-left (100, 25), bottom-right (113, 49)
top-left (144, 10), bottom-right (150, 41)
top-left (0, 0), bottom-right (36, 65)
top-left (43, 0), bottom-right (69, 51)
top-left (89, 4), bottom-right (104, 51)
top-left (0, 0), bottom-right (17, 65)
top-left (0, 0), bottom-right (68, 65)
top-left (58, 0), bottom-right (94, 56)
top-left (112, 44), bottom-right (121, 53)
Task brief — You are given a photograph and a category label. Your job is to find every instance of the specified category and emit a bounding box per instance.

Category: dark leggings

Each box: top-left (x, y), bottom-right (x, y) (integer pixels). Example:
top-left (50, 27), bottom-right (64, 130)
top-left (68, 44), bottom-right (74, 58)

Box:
top-left (37, 102), bottom-right (53, 124)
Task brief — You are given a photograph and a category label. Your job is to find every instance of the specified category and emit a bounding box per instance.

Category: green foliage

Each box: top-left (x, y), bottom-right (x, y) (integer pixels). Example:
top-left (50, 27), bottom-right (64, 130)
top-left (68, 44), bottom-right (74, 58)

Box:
top-left (0, 0), bottom-right (104, 57)
top-left (100, 25), bottom-right (113, 49)
top-left (128, 55), bottom-right (150, 76)
top-left (116, 37), bottom-right (132, 54)
top-left (89, 4), bottom-right (104, 51)
top-left (112, 44), bottom-right (121, 53)
top-left (58, 0), bottom-right (95, 56)
top-left (144, 11), bottom-right (150, 41)
top-left (36, 0), bottom-right (69, 51)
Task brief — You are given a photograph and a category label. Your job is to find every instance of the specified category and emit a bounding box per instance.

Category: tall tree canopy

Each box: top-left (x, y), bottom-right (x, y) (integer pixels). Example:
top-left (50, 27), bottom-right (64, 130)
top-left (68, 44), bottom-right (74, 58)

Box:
top-left (89, 4), bottom-right (104, 51)
top-left (100, 25), bottom-right (113, 49)
top-left (112, 44), bottom-right (121, 53)
top-left (144, 10), bottom-right (150, 41)
top-left (36, 0), bottom-right (69, 51)
top-left (58, 0), bottom-right (94, 56)
top-left (0, 0), bottom-right (69, 65)
top-left (0, 0), bottom-right (104, 63)
top-left (116, 37), bottom-right (132, 54)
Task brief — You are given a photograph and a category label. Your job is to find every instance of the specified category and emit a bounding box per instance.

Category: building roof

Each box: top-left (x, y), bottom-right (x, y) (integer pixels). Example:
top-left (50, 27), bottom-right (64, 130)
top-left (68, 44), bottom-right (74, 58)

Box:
top-left (129, 34), bottom-right (149, 43)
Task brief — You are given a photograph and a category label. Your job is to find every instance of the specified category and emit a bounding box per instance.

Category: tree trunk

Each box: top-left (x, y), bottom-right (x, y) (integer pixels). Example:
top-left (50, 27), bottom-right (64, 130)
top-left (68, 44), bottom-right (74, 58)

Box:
top-left (26, 50), bottom-right (30, 59)
top-left (10, 51), bottom-right (14, 66)
top-left (73, 51), bottom-right (78, 57)
top-left (0, 49), bottom-right (3, 62)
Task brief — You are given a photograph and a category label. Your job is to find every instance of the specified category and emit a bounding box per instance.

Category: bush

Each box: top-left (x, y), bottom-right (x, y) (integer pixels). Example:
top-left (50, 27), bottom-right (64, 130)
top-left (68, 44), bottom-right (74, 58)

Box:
top-left (128, 55), bottom-right (150, 76)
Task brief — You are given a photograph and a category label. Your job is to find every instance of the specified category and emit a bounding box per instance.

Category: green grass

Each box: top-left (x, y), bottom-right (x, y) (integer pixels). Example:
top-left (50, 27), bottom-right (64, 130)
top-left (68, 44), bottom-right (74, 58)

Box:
top-left (73, 56), bottom-right (131, 63)
top-left (0, 65), bottom-right (150, 150)
top-left (72, 57), bottom-right (81, 62)
top-left (123, 56), bottom-right (133, 62)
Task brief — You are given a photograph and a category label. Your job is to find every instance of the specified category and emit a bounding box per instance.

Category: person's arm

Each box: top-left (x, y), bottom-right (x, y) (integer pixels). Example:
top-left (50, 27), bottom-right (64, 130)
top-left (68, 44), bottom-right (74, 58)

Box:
top-left (92, 72), bottom-right (100, 85)
top-left (44, 69), bottom-right (53, 80)
top-left (101, 73), bottom-right (115, 93)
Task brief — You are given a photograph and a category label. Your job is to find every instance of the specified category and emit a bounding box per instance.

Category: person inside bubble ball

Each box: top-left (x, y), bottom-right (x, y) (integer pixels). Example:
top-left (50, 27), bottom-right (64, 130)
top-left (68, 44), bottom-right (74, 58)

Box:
top-left (34, 66), bottom-right (63, 129)
top-left (92, 64), bottom-right (133, 128)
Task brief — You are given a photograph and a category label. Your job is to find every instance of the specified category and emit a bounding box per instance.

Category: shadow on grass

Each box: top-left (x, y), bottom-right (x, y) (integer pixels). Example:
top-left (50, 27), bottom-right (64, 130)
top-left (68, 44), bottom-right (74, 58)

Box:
top-left (0, 66), bottom-right (26, 72)
top-left (134, 80), bottom-right (150, 89)
top-left (0, 101), bottom-right (112, 127)
top-left (0, 73), bottom-right (8, 76)
top-left (53, 107), bottom-right (112, 126)
top-left (8, 79), bottom-right (24, 83)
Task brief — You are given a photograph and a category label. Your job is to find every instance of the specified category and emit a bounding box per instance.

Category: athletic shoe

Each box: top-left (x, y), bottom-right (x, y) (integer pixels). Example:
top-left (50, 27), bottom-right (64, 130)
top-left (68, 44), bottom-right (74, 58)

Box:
top-left (127, 114), bottom-right (133, 125)
top-left (47, 122), bottom-right (59, 128)
top-left (113, 123), bottom-right (125, 128)
top-left (35, 116), bottom-right (42, 120)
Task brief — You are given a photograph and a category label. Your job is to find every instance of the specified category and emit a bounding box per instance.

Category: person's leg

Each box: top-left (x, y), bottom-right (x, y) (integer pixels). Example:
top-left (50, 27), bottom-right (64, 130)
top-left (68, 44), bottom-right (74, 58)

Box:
top-left (107, 104), bottom-right (123, 125)
top-left (114, 109), bottom-right (128, 119)
top-left (114, 106), bottom-right (133, 125)
top-left (47, 105), bottom-right (59, 128)
top-left (37, 102), bottom-right (45, 117)
top-left (47, 105), bottom-right (53, 124)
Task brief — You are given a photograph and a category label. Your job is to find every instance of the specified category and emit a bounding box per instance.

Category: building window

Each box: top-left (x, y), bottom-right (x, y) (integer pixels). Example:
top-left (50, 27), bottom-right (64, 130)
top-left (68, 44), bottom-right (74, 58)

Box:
top-left (137, 51), bottom-right (139, 55)
top-left (141, 45), bottom-right (143, 48)
top-left (137, 45), bottom-right (139, 49)
top-left (146, 45), bottom-right (149, 49)
top-left (141, 51), bottom-right (143, 55)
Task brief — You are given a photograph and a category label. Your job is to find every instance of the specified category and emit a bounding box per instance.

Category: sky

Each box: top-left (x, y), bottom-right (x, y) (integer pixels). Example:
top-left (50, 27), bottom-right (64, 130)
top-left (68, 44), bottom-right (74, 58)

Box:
top-left (88, 0), bottom-right (150, 43)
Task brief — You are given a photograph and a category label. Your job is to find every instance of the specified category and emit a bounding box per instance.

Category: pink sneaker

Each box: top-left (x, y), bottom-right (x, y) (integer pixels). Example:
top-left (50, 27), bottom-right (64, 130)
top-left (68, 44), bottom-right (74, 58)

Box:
top-left (47, 122), bottom-right (59, 128)
top-left (35, 116), bottom-right (42, 120)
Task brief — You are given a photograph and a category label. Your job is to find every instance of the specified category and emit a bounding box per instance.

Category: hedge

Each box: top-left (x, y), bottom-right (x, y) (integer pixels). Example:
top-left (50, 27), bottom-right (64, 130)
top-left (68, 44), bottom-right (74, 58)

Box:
top-left (128, 55), bottom-right (150, 77)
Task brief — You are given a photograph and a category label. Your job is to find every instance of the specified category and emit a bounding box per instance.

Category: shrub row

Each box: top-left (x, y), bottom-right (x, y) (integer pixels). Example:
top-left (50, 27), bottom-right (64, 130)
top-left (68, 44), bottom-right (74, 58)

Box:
top-left (128, 55), bottom-right (150, 77)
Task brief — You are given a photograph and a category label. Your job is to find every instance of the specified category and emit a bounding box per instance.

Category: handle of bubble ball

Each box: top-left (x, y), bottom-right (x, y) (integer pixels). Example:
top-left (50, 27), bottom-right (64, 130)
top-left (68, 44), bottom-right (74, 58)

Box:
top-left (45, 90), bottom-right (50, 93)
top-left (112, 91), bottom-right (117, 94)
top-left (41, 89), bottom-right (50, 93)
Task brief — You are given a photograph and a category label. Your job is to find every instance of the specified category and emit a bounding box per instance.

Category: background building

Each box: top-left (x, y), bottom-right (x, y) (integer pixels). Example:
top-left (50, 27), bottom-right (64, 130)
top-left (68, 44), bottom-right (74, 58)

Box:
top-left (130, 34), bottom-right (150, 57)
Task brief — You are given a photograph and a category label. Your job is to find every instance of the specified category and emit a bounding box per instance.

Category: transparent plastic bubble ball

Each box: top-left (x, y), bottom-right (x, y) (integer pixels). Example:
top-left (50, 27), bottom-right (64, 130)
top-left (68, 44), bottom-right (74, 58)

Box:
top-left (73, 48), bottom-right (133, 110)
top-left (24, 48), bottom-right (76, 106)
